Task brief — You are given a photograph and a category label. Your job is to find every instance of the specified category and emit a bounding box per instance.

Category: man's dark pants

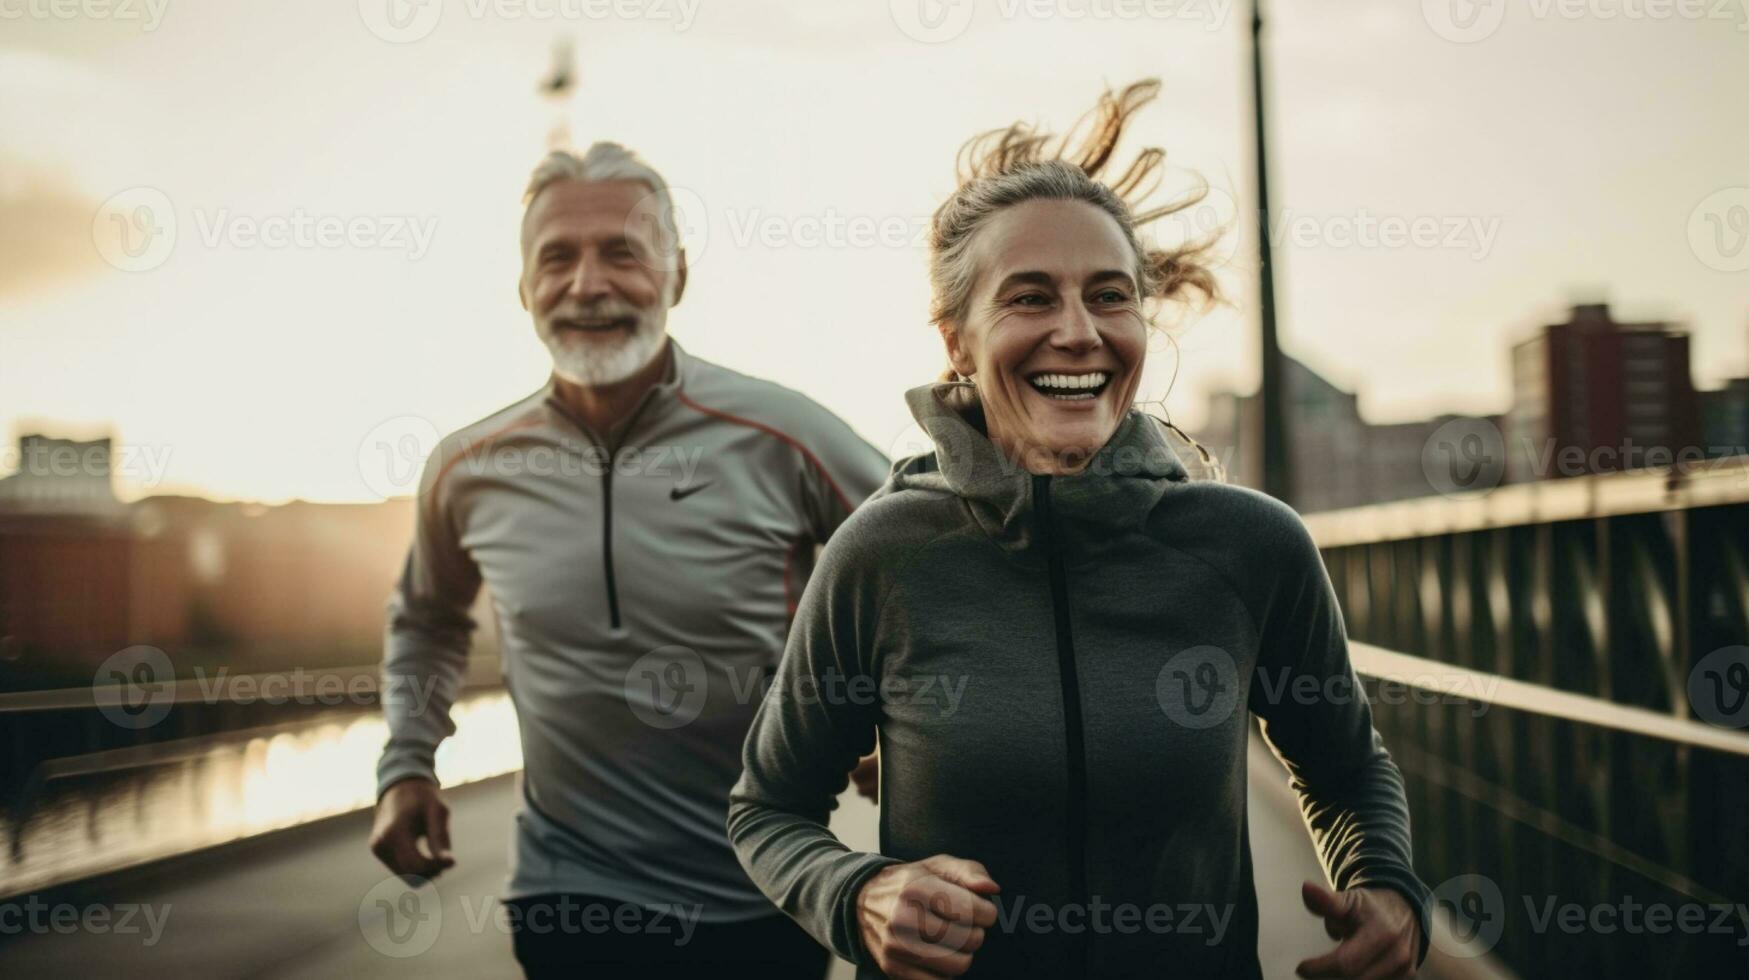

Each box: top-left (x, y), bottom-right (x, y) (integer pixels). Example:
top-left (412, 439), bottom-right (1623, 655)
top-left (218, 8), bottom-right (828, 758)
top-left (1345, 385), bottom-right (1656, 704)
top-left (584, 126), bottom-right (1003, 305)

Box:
top-left (508, 893), bottom-right (831, 979)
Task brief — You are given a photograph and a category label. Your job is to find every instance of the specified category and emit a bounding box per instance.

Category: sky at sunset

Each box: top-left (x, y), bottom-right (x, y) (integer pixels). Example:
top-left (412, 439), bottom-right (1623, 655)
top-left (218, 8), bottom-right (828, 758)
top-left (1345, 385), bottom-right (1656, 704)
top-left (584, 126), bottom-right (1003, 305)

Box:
top-left (4, 0), bottom-right (1747, 502)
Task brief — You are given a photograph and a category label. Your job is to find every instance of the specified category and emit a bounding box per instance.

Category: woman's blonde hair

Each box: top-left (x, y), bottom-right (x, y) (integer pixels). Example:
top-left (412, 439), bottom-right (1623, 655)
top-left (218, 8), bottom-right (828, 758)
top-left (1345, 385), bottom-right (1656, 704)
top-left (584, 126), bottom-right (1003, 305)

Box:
top-left (927, 78), bottom-right (1223, 333)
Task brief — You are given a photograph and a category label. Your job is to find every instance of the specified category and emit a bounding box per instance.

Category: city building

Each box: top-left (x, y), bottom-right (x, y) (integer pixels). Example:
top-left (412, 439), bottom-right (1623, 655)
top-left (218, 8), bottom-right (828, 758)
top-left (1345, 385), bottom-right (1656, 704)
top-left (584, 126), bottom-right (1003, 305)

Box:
top-left (1503, 303), bottom-right (1702, 483)
top-left (1700, 376), bottom-right (1749, 458)
top-left (1189, 354), bottom-right (1498, 512)
top-left (0, 434), bottom-right (122, 514)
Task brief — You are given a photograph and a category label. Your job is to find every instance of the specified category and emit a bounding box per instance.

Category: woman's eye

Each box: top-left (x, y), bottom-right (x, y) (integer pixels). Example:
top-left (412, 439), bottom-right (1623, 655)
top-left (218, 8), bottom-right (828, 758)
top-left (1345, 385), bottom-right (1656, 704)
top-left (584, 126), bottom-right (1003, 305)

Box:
top-left (1012, 293), bottom-right (1050, 306)
top-left (1093, 289), bottom-right (1130, 304)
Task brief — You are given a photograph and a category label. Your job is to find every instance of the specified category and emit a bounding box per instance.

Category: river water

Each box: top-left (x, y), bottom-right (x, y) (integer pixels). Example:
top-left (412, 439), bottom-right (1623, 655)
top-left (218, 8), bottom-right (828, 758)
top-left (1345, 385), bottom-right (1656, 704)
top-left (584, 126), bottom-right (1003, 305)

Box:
top-left (0, 691), bottom-right (520, 897)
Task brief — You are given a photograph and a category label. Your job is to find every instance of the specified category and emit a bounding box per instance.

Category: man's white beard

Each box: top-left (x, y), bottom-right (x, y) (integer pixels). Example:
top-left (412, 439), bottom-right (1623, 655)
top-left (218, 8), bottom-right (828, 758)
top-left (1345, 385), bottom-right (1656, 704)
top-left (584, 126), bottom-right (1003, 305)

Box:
top-left (541, 307), bottom-right (668, 387)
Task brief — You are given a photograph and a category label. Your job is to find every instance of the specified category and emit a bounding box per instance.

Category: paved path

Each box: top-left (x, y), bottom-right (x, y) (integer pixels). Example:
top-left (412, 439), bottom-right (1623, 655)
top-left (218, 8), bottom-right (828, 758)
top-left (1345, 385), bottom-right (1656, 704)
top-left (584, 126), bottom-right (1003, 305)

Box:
top-left (0, 734), bottom-right (1501, 978)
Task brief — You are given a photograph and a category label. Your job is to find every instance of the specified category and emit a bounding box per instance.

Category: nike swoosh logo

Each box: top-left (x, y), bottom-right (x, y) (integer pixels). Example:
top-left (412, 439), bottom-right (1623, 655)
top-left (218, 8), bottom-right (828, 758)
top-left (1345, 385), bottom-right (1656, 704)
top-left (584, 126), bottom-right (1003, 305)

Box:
top-left (669, 481), bottom-right (713, 501)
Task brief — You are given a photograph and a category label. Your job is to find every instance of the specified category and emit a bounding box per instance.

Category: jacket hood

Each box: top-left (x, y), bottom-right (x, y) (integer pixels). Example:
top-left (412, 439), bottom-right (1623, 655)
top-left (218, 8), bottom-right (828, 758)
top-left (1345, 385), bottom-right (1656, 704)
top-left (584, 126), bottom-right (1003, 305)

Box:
top-left (878, 381), bottom-right (1191, 551)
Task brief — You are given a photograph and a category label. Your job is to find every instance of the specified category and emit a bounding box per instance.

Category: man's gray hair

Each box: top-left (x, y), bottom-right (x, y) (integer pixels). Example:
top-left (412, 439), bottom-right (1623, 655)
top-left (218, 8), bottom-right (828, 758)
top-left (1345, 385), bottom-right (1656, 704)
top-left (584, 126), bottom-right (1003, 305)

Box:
top-left (522, 141), bottom-right (682, 263)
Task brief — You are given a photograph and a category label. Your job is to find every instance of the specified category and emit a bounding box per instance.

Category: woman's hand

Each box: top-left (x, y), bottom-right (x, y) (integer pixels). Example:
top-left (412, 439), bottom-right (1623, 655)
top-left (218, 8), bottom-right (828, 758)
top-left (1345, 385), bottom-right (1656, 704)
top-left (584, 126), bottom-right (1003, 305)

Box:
top-left (856, 854), bottom-right (1000, 979)
top-left (1295, 881), bottom-right (1421, 979)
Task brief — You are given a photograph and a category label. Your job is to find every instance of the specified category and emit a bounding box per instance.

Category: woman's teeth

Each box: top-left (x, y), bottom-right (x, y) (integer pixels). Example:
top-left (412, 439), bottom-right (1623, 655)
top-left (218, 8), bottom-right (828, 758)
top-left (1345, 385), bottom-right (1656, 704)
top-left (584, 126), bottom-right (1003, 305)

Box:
top-left (1029, 371), bottom-right (1110, 401)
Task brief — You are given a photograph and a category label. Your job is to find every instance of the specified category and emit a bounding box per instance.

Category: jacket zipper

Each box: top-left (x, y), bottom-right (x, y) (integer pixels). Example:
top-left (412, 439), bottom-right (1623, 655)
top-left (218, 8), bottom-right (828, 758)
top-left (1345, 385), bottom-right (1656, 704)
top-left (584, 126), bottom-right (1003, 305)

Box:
top-left (591, 391), bottom-right (667, 631)
top-left (550, 399), bottom-right (661, 632)
top-left (1033, 473), bottom-right (1089, 973)
top-left (601, 467), bottom-right (621, 629)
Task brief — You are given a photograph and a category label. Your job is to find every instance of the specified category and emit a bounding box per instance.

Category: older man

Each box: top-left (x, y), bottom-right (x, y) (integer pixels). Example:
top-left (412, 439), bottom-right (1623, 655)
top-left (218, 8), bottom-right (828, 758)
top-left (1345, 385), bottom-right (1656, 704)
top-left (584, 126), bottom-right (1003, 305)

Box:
top-left (369, 142), bottom-right (887, 978)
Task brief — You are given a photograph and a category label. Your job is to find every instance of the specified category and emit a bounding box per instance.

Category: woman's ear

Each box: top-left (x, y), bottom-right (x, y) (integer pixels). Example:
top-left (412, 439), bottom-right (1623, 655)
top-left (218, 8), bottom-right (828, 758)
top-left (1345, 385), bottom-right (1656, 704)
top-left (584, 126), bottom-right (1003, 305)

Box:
top-left (936, 321), bottom-right (976, 379)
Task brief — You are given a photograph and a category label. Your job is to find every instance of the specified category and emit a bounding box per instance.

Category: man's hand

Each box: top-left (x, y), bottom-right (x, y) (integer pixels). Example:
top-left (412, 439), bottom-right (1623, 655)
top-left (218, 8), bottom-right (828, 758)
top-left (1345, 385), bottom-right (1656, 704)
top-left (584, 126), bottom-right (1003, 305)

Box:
top-left (369, 778), bottom-right (455, 878)
top-left (856, 854), bottom-right (1000, 979)
top-left (850, 751), bottom-right (879, 802)
top-left (1296, 882), bottom-right (1421, 979)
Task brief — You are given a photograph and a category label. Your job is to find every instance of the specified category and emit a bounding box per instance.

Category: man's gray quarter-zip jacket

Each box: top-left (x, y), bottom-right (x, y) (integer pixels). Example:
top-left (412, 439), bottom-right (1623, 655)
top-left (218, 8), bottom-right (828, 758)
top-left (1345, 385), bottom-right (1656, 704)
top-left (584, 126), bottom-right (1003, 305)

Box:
top-left (377, 337), bottom-right (890, 919)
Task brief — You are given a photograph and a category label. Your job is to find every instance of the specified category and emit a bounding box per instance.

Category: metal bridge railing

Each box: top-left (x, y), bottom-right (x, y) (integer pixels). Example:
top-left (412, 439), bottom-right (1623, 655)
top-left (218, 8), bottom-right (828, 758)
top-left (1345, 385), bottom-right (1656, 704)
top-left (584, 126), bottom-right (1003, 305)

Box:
top-left (1306, 460), bottom-right (1749, 978)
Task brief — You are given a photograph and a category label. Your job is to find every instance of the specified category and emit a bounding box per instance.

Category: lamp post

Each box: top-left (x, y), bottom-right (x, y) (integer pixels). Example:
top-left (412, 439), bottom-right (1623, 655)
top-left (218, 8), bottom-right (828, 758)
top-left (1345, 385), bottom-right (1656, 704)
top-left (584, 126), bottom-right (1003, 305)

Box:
top-left (1250, 0), bottom-right (1292, 506)
top-left (539, 35), bottom-right (577, 149)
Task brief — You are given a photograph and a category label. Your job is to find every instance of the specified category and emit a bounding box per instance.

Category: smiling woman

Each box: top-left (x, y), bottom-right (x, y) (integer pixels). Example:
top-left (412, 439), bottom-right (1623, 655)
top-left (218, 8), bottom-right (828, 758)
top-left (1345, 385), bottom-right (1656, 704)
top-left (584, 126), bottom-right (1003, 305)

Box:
top-left (729, 78), bottom-right (1435, 980)
top-left (927, 78), bottom-right (1223, 474)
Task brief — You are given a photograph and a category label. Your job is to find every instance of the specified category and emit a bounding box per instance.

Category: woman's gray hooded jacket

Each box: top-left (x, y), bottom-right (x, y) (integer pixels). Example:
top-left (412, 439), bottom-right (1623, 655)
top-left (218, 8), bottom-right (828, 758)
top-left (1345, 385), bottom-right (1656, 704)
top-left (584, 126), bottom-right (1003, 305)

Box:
top-left (728, 381), bottom-right (1433, 978)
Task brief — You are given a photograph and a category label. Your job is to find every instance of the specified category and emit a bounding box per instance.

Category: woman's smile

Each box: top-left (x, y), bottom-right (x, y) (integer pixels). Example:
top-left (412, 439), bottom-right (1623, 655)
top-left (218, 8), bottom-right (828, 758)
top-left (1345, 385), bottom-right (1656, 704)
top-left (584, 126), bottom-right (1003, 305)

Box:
top-left (943, 197), bottom-right (1150, 472)
top-left (1023, 369), bottom-right (1112, 402)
